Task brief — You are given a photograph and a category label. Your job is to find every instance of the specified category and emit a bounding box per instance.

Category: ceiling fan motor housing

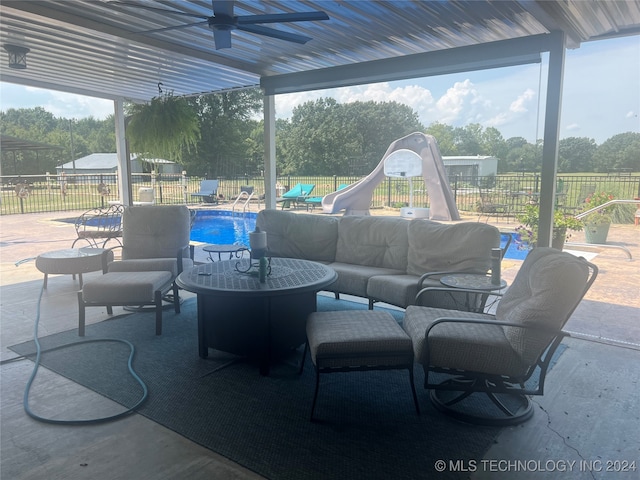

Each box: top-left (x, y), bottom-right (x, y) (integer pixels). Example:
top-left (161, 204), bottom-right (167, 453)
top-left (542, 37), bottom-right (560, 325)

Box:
top-left (208, 14), bottom-right (237, 31)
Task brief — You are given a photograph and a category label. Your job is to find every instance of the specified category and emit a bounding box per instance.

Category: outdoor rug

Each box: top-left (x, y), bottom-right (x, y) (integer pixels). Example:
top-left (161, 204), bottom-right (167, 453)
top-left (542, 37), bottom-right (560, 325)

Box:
top-left (11, 296), bottom-right (528, 480)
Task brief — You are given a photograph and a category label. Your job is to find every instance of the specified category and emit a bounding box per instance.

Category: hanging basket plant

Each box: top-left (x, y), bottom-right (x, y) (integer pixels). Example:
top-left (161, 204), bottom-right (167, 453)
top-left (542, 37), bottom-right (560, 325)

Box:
top-left (126, 91), bottom-right (200, 163)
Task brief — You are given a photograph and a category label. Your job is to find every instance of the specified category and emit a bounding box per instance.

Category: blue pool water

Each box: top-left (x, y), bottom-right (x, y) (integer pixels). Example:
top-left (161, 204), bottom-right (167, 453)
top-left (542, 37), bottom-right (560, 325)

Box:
top-left (502, 232), bottom-right (528, 260)
top-left (190, 210), bottom-right (257, 246)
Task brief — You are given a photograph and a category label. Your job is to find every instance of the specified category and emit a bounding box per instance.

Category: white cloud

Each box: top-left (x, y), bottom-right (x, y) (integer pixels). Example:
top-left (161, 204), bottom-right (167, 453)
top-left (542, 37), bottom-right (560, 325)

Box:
top-left (510, 88), bottom-right (535, 113)
top-left (276, 82), bottom-right (436, 122)
top-left (275, 78), bottom-right (541, 140)
top-left (484, 88), bottom-right (537, 129)
top-left (626, 110), bottom-right (637, 119)
top-left (48, 90), bottom-right (113, 119)
top-left (566, 123), bottom-right (581, 132)
top-left (434, 79), bottom-right (479, 124)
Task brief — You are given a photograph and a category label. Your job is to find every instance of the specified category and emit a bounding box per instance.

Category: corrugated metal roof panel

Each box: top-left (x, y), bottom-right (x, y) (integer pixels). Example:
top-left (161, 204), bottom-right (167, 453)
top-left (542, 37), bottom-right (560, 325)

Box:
top-left (1, 1), bottom-right (639, 101)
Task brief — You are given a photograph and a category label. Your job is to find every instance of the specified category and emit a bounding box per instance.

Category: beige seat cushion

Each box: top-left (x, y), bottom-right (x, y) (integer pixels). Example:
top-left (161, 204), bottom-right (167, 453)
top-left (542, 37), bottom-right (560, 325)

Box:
top-left (335, 216), bottom-right (409, 271)
top-left (406, 220), bottom-right (499, 276)
top-left (306, 310), bottom-right (413, 369)
top-left (256, 209), bottom-right (339, 263)
top-left (120, 205), bottom-right (192, 260)
top-left (496, 247), bottom-right (590, 365)
top-left (326, 263), bottom-right (404, 298)
top-left (108, 257), bottom-right (193, 277)
top-left (403, 306), bottom-right (529, 377)
top-left (82, 271), bottom-right (173, 304)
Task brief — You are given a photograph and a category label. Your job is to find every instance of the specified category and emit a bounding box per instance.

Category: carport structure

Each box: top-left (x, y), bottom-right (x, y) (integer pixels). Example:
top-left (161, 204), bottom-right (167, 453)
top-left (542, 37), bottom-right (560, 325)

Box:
top-left (1, 1), bottom-right (639, 246)
top-left (0, 133), bottom-right (64, 175)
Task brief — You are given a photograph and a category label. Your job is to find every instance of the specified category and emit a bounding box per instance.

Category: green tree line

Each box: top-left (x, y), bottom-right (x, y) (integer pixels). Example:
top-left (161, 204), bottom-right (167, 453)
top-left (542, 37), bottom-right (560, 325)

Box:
top-left (2, 89), bottom-right (638, 177)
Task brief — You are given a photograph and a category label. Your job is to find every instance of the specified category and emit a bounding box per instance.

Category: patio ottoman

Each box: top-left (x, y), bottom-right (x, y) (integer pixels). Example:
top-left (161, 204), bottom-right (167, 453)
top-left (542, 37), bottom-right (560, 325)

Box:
top-left (78, 270), bottom-right (177, 336)
top-left (301, 309), bottom-right (420, 420)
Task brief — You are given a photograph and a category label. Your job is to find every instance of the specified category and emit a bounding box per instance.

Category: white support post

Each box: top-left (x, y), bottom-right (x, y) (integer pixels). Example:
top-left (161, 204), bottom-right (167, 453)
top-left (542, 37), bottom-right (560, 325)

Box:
top-left (538, 31), bottom-right (566, 247)
top-left (114, 99), bottom-right (132, 206)
top-left (263, 94), bottom-right (277, 210)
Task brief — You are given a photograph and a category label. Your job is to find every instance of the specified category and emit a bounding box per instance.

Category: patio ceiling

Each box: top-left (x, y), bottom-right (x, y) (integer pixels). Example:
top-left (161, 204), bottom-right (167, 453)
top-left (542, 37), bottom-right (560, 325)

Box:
top-left (1, 1), bottom-right (640, 102)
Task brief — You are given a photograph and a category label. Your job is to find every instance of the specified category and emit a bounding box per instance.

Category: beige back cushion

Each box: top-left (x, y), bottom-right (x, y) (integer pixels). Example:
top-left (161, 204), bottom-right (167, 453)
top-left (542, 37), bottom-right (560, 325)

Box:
top-left (497, 247), bottom-right (590, 364)
top-left (122, 205), bottom-right (191, 260)
top-left (335, 216), bottom-right (409, 270)
top-left (407, 220), bottom-right (500, 276)
top-left (256, 210), bottom-right (339, 262)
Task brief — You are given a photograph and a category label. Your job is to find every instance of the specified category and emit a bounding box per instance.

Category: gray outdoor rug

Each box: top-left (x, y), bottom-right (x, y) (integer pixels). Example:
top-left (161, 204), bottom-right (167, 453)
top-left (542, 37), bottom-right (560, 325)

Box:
top-left (11, 296), bottom-right (509, 480)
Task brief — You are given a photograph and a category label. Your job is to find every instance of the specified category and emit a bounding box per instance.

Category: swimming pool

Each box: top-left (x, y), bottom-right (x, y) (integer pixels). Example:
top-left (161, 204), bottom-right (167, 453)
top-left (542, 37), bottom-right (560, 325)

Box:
top-left (190, 210), bottom-right (257, 246)
top-left (502, 232), bottom-right (528, 260)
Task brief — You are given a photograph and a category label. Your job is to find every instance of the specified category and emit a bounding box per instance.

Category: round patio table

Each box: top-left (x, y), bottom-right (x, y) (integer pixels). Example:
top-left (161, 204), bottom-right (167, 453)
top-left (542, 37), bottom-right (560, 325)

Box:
top-left (177, 257), bottom-right (337, 375)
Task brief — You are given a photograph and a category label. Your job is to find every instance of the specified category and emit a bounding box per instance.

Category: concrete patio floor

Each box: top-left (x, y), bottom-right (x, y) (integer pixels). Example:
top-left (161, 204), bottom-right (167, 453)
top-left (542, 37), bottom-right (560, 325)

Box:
top-left (1, 209), bottom-right (638, 479)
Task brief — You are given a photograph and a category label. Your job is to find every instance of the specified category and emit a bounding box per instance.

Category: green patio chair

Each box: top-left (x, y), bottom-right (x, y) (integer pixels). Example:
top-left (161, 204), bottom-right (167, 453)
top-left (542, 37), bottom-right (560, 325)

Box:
top-left (304, 184), bottom-right (349, 211)
top-left (276, 183), bottom-right (315, 209)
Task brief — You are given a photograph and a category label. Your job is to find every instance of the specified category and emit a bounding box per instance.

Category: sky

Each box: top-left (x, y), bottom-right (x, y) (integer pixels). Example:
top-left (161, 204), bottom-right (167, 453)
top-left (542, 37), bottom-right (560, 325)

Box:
top-left (1, 35), bottom-right (638, 145)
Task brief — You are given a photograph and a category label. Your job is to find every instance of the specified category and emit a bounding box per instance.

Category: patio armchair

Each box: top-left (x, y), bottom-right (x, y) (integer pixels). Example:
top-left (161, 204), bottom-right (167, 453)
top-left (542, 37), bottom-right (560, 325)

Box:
top-left (403, 247), bottom-right (598, 425)
top-left (106, 205), bottom-right (194, 304)
top-left (71, 204), bottom-right (123, 249)
top-left (477, 187), bottom-right (510, 221)
top-left (191, 179), bottom-right (219, 204)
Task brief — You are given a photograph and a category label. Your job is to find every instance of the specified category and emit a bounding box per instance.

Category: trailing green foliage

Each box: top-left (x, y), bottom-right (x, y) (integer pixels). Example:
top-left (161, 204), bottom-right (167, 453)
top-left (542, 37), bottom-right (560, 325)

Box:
top-left (126, 93), bottom-right (200, 163)
top-left (515, 204), bottom-right (584, 249)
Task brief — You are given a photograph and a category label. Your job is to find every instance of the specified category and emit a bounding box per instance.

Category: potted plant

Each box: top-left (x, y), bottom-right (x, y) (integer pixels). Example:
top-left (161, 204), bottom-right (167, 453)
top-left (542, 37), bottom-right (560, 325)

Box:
top-left (582, 191), bottom-right (615, 244)
top-left (125, 91), bottom-right (200, 163)
top-left (515, 204), bottom-right (583, 251)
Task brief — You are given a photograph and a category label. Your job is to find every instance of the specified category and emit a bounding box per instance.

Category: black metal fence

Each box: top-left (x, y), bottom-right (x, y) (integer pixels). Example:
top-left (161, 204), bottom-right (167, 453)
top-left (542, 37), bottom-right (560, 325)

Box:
top-left (2, 171), bottom-right (639, 221)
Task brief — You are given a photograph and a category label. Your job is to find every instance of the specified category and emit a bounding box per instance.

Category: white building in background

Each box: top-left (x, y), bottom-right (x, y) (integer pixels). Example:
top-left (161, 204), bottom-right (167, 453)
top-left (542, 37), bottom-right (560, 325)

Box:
top-left (56, 153), bottom-right (181, 177)
top-left (442, 155), bottom-right (498, 178)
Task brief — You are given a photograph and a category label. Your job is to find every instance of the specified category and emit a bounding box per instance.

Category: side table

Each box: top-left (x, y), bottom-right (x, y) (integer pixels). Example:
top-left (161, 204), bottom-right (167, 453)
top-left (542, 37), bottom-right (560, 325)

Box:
top-left (440, 273), bottom-right (507, 291)
top-left (202, 244), bottom-right (249, 261)
top-left (439, 273), bottom-right (507, 313)
top-left (35, 248), bottom-right (112, 289)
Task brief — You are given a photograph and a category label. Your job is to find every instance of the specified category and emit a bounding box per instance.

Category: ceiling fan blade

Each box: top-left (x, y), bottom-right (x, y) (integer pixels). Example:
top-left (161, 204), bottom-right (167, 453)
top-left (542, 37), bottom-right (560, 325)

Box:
top-left (238, 24), bottom-right (312, 44)
top-left (213, 30), bottom-right (232, 49)
top-left (212, 0), bottom-right (234, 18)
top-left (109, 1), bottom-right (208, 19)
top-left (237, 11), bottom-right (329, 25)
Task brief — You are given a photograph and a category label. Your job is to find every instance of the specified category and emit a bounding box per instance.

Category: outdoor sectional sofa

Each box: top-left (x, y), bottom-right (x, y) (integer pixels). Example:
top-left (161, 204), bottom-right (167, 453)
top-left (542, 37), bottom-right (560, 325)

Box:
top-left (256, 210), bottom-right (501, 309)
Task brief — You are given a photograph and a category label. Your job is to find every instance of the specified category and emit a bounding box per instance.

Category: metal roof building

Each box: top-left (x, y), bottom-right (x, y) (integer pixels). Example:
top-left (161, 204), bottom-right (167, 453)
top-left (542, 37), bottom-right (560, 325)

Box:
top-left (56, 153), bottom-right (180, 175)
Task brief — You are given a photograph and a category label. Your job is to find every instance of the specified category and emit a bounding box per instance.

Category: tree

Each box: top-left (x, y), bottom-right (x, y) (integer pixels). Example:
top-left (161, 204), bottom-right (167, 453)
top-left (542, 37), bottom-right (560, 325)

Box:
top-left (481, 127), bottom-right (508, 170)
top-left (505, 140), bottom-right (540, 173)
top-left (591, 132), bottom-right (640, 173)
top-left (558, 137), bottom-right (597, 172)
top-left (182, 89), bottom-right (263, 177)
top-left (277, 98), bottom-right (423, 175)
top-left (454, 123), bottom-right (483, 155)
top-left (425, 122), bottom-right (457, 155)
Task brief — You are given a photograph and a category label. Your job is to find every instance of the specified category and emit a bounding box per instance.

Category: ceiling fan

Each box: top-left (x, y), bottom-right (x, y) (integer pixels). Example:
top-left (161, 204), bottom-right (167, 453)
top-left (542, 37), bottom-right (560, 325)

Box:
top-left (112, 1), bottom-right (330, 49)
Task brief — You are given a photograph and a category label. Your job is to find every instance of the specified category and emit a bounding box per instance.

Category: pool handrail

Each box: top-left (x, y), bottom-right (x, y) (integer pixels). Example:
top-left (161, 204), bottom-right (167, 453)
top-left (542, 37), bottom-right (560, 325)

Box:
top-left (232, 190), bottom-right (260, 215)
